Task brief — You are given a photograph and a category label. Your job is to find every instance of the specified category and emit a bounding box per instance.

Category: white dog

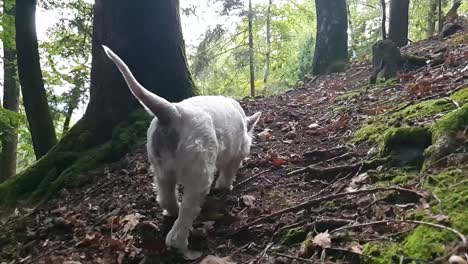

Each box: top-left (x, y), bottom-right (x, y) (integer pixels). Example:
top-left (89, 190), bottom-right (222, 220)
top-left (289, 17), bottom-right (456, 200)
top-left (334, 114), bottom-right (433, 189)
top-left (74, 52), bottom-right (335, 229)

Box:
top-left (102, 46), bottom-right (261, 259)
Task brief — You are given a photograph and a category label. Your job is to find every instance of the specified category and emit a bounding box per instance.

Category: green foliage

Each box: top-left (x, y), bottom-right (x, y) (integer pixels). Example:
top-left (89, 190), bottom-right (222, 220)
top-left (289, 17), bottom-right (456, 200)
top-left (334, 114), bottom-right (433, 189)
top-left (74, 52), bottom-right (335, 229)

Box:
top-left (0, 108), bottom-right (22, 146)
top-left (189, 0), bottom-right (315, 97)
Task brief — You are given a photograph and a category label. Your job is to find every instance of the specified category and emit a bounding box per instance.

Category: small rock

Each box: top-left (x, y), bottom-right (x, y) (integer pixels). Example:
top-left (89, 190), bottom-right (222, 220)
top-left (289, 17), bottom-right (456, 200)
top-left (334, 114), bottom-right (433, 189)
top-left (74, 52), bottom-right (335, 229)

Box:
top-left (285, 131), bottom-right (297, 139)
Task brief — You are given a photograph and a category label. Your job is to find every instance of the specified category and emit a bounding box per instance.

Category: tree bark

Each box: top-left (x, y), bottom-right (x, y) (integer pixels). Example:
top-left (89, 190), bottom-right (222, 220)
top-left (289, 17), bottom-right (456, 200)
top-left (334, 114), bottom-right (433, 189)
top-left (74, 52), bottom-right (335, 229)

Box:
top-left (248, 0), bottom-right (255, 97)
top-left (0, 0), bottom-right (19, 181)
top-left (263, 0), bottom-right (272, 96)
top-left (0, 0), bottom-right (196, 205)
top-left (427, 0), bottom-right (438, 37)
top-left (381, 0), bottom-right (387, 39)
top-left (388, 0), bottom-right (409, 47)
top-left (16, 0), bottom-right (57, 159)
top-left (312, 0), bottom-right (348, 76)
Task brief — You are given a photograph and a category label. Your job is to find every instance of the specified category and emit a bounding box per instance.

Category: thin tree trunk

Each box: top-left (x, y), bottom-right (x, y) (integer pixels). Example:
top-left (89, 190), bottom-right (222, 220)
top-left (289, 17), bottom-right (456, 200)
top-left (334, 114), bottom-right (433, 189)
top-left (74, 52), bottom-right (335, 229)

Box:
top-left (263, 0), bottom-right (272, 96)
top-left (381, 0), bottom-right (387, 39)
top-left (62, 76), bottom-right (83, 134)
top-left (427, 0), bottom-right (438, 37)
top-left (347, 1), bottom-right (356, 57)
top-left (0, 0), bottom-right (19, 181)
top-left (16, 0), bottom-right (57, 159)
top-left (438, 0), bottom-right (443, 33)
top-left (248, 0), bottom-right (255, 97)
top-left (388, 0), bottom-right (409, 47)
top-left (312, 0), bottom-right (348, 75)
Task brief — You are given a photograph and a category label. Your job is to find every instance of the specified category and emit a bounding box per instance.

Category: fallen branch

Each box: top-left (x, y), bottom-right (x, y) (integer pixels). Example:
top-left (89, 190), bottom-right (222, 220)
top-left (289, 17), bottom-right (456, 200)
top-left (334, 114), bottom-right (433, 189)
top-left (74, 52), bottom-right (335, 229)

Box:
top-left (288, 158), bottom-right (390, 179)
top-left (303, 146), bottom-right (351, 164)
top-left (228, 186), bottom-right (424, 236)
top-left (233, 169), bottom-right (270, 190)
top-left (330, 219), bottom-right (467, 247)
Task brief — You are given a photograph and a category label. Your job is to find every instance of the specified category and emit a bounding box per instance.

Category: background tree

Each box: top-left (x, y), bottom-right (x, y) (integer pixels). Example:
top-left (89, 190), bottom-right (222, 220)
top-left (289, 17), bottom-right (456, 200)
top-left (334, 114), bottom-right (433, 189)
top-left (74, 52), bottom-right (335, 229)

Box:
top-left (16, 0), bottom-right (57, 159)
top-left (0, 0), bottom-right (195, 204)
top-left (248, 0), bottom-right (255, 97)
top-left (312, 0), bottom-right (348, 75)
top-left (380, 0), bottom-right (387, 39)
top-left (427, 0), bottom-right (438, 37)
top-left (388, 0), bottom-right (410, 47)
top-left (0, 0), bottom-right (19, 181)
top-left (262, 0), bottom-right (272, 96)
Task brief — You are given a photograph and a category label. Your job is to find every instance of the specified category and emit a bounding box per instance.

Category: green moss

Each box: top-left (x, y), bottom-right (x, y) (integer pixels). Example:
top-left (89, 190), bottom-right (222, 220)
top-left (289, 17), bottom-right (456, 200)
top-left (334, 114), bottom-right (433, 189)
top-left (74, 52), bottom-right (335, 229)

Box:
top-left (362, 242), bottom-right (401, 264)
top-left (450, 88), bottom-right (468, 105)
top-left (393, 98), bottom-right (455, 121)
top-left (380, 127), bottom-right (432, 167)
top-left (351, 89), bottom-right (468, 145)
top-left (0, 110), bottom-right (150, 207)
top-left (352, 123), bottom-right (389, 143)
top-left (427, 169), bottom-right (468, 233)
top-left (403, 226), bottom-right (454, 260)
top-left (280, 227), bottom-right (307, 245)
top-left (430, 103), bottom-right (468, 140)
top-left (335, 91), bottom-right (360, 101)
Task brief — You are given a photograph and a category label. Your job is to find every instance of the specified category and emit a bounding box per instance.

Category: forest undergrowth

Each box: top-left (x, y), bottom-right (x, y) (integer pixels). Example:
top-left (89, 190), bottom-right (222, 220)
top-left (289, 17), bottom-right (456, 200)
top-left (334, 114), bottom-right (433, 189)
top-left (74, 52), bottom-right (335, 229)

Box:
top-left (0, 32), bottom-right (467, 264)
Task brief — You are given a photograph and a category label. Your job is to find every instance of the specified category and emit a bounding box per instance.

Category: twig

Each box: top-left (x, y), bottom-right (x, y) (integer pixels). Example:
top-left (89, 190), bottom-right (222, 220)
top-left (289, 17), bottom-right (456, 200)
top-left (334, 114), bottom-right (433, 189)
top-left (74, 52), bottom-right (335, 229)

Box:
top-left (227, 186), bottom-right (424, 236)
top-left (270, 252), bottom-right (314, 263)
top-left (233, 169), bottom-right (270, 190)
top-left (288, 158), bottom-right (390, 179)
top-left (330, 219), bottom-right (466, 246)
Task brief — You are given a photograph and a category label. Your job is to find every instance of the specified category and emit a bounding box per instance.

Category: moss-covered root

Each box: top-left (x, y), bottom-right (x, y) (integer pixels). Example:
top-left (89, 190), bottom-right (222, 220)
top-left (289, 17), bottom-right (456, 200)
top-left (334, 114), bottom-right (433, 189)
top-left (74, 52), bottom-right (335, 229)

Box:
top-left (0, 110), bottom-right (150, 207)
top-left (424, 104), bottom-right (468, 169)
top-left (380, 127), bottom-right (432, 167)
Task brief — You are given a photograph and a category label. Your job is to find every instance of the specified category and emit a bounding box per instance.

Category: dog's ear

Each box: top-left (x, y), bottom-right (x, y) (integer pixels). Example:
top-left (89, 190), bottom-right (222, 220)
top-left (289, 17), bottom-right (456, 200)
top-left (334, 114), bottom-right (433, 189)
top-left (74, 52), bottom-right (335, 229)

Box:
top-left (246, 112), bottom-right (262, 132)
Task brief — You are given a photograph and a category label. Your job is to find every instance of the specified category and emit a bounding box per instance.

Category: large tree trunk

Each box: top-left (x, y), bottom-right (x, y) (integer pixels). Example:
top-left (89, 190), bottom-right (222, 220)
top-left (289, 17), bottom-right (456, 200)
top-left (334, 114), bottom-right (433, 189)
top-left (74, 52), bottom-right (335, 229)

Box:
top-left (0, 0), bottom-right (195, 206)
top-left (0, 0), bottom-right (19, 182)
top-left (16, 0), bottom-right (57, 159)
top-left (248, 0), bottom-right (255, 97)
top-left (427, 0), bottom-right (438, 37)
top-left (312, 0), bottom-right (348, 76)
top-left (388, 0), bottom-right (409, 47)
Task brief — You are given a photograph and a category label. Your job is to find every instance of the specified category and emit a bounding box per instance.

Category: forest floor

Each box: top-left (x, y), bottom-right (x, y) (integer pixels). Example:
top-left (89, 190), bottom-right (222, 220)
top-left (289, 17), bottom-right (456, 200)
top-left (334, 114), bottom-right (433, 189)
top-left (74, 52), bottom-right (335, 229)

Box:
top-left (1, 32), bottom-right (468, 264)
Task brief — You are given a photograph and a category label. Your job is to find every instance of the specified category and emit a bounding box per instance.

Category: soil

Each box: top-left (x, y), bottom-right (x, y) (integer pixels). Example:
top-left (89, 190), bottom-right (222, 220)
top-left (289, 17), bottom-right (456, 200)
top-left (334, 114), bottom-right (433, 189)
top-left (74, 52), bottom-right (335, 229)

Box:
top-left (1, 32), bottom-right (467, 264)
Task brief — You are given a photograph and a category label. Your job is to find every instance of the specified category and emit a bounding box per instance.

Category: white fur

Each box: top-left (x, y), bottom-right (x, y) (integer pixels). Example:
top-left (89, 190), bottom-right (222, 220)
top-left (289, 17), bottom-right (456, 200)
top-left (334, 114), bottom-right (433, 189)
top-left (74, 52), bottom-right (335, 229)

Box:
top-left (102, 45), bottom-right (261, 258)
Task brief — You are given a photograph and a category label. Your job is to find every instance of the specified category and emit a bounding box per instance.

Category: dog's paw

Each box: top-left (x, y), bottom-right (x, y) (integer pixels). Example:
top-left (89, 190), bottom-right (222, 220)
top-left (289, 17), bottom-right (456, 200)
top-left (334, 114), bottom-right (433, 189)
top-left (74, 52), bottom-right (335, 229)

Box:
top-left (165, 227), bottom-right (188, 252)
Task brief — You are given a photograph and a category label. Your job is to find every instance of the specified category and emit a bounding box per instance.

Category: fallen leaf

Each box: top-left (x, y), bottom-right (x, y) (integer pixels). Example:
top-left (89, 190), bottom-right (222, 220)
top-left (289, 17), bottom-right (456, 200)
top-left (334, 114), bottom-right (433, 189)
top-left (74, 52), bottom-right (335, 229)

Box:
top-left (313, 231), bottom-right (331, 249)
top-left (199, 255), bottom-right (236, 264)
top-left (121, 213), bottom-right (144, 234)
top-left (240, 195), bottom-right (256, 207)
top-left (257, 129), bottom-right (272, 141)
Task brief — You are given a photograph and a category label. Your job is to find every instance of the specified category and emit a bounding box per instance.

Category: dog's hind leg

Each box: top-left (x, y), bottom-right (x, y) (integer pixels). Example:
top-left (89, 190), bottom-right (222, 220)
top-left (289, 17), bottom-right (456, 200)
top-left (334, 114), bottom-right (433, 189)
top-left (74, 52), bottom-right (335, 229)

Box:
top-left (165, 169), bottom-right (213, 259)
top-left (155, 172), bottom-right (179, 217)
top-left (214, 156), bottom-right (243, 191)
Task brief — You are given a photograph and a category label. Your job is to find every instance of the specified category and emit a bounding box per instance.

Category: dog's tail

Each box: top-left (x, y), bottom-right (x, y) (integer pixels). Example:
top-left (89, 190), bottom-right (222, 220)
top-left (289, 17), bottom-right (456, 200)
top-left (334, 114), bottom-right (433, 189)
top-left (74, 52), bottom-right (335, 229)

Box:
top-left (102, 45), bottom-right (179, 124)
top-left (246, 112), bottom-right (262, 133)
